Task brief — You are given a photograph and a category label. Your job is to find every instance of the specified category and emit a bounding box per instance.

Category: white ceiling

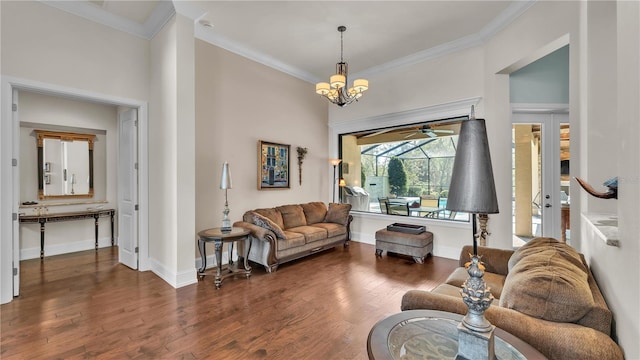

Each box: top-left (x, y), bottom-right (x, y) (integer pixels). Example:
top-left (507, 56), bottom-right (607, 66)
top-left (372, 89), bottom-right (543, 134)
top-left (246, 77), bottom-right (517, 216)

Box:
top-left (43, 0), bottom-right (535, 84)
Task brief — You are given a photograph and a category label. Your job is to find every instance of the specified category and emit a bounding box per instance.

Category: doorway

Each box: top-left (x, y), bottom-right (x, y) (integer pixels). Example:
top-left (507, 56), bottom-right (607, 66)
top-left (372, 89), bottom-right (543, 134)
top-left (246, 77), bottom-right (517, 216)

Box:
top-left (512, 112), bottom-right (570, 246)
top-left (1, 77), bottom-right (148, 303)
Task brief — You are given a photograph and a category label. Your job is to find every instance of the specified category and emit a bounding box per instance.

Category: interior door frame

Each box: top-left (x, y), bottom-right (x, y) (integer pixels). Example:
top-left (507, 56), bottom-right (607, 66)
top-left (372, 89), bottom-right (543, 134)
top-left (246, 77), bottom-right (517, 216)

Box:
top-left (0, 76), bottom-right (149, 304)
top-left (512, 104), bottom-right (568, 241)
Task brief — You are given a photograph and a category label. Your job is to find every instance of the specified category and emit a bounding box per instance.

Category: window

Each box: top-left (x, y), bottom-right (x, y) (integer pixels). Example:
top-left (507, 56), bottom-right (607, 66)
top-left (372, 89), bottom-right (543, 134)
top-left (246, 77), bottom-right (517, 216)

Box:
top-left (338, 117), bottom-right (469, 222)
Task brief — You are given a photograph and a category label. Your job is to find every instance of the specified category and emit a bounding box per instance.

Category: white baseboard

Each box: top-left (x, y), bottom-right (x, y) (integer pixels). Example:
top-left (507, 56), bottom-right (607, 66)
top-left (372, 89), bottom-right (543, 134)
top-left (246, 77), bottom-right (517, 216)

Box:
top-left (20, 236), bottom-right (115, 260)
top-left (194, 251), bottom-right (232, 272)
top-left (350, 232), bottom-right (375, 245)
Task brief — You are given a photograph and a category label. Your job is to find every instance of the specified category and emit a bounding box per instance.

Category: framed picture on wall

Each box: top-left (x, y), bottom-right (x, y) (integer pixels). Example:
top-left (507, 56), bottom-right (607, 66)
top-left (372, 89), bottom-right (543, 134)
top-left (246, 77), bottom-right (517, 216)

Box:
top-left (258, 140), bottom-right (290, 189)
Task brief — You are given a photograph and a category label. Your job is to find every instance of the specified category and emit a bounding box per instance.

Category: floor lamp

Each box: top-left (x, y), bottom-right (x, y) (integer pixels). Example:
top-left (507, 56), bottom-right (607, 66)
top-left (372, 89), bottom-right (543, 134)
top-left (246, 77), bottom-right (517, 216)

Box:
top-left (329, 159), bottom-right (342, 203)
top-left (445, 108), bottom-right (499, 360)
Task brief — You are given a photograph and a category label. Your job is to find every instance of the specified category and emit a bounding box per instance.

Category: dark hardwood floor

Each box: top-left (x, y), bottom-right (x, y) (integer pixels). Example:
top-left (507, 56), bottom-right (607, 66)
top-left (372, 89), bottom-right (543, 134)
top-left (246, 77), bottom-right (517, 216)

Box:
top-left (1, 241), bottom-right (457, 359)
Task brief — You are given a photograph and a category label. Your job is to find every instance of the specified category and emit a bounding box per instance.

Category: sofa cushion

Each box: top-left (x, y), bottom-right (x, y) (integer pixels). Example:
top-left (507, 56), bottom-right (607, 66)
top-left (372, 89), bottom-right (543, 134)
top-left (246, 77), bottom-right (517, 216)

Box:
top-left (250, 211), bottom-right (286, 239)
top-left (324, 203), bottom-right (352, 225)
top-left (301, 202), bottom-right (328, 225)
top-left (500, 239), bottom-right (594, 323)
top-left (508, 237), bottom-right (587, 274)
top-left (286, 225), bottom-right (327, 243)
top-left (276, 204), bottom-right (307, 229)
top-left (310, 223), bottom-right (347, 238)
top-left (253, 208), bottom-right (285, 230)
top-left (445, 267), bottom-right (507, 299)
top-left (278, 231), bottom-right (306, 250)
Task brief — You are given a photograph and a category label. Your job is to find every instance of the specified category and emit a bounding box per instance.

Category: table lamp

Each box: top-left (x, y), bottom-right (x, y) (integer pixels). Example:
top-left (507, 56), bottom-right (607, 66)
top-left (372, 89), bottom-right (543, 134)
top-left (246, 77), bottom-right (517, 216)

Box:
top-left (220, 162), bottom-right (233, 233)
top-left (445, 106), bottom-right (499, 360)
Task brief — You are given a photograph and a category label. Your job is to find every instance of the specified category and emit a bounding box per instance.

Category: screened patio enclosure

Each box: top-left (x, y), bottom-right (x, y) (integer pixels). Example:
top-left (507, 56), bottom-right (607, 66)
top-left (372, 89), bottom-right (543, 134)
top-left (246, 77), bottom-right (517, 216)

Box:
top-left (339, 118), bottom-right (469, 221)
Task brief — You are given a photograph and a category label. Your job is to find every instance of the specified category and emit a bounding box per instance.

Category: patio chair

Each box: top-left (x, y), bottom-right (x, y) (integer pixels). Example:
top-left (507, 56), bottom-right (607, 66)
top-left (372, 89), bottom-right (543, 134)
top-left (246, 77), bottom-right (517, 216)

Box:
top-left (378, 197), bottom-right (389, 214)
top-left (385, 200), bottom-right (410, 216)
top-left (417, 195), bottom-right (441, 218)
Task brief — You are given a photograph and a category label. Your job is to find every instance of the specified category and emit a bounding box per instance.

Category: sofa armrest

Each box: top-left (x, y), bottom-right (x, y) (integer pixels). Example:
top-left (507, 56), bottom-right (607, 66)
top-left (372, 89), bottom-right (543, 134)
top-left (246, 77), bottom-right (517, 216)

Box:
top-left (401, 290), bottom-right (623, 360)
top-left (458, 245), bottom-right (514, 276)
top-left (233, 221), bottom-right (275, 244)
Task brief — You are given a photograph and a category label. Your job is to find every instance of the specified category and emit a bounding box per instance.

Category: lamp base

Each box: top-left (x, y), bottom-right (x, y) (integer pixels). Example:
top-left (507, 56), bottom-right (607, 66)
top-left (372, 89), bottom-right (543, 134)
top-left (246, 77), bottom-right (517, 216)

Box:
top-left (455, 322), bottom-right (496, 360)
top-left (456, 255), bottom-right (496, 359)
top-left (221, 202), bottom-right (231, 233)
top-left (460, 255), bottom-right (494, 331)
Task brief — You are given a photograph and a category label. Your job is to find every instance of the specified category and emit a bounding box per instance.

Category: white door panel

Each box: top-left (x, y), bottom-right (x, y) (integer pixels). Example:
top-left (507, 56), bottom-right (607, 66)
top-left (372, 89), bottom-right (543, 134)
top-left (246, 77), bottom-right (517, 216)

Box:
top-left (118, 109), bottom-right (138, 269)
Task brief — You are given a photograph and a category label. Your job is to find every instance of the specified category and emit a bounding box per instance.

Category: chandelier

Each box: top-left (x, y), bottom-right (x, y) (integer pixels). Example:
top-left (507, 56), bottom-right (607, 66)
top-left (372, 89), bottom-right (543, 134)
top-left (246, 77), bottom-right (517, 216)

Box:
top-left (315, 26), bottom-right (369, 107)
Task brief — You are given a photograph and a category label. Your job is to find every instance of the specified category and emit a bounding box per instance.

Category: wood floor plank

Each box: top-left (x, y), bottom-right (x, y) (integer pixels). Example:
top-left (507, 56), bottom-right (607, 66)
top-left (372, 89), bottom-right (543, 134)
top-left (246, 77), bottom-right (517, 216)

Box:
top-left (1, 241), bottom-right (457, 359)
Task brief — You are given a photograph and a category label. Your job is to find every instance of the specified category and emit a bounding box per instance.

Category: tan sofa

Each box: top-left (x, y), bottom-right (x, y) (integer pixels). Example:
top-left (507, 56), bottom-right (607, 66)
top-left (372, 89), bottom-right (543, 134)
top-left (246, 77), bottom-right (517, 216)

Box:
top-left (233, 202), bottom-right (352, 273)
top-left (401, 237), bottom-right (623, 360)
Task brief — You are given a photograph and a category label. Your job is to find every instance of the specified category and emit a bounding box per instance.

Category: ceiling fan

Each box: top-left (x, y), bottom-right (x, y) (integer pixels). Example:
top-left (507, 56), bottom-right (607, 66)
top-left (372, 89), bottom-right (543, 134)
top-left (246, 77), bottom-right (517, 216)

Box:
top-left (401, 125), bottom-right (455, 139)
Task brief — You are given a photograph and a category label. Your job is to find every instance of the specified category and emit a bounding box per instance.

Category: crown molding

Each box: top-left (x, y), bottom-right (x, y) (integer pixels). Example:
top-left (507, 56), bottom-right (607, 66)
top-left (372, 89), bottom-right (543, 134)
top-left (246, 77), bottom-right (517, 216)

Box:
top-left (329, 97), bottom-right (482, 134)
top-left (40, 0), bottom-right (175, 40)
top-left (40, 0), bottom-right (535, 80)
top-left (194, 26), bottom-right (319, 84)
top-left (351, 0), bottom-right (536, 80)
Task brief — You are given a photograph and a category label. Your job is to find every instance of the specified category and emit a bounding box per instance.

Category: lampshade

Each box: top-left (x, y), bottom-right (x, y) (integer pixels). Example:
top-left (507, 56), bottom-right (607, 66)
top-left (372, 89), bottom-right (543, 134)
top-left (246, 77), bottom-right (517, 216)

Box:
top-left (338, 178), bottom-right (346, 187)
top-left (330, 74), bottom-right (346, 89)
top-left (220, 162), bottom-right (232, 190)
top-left (316, 82), bottom-right (330, 95)
top-left (352, 79), bottom-right (369, 92)
top-left (329, 159), bottom-right (342, 167)
top-left (446, 118), bottom-right (499, 214)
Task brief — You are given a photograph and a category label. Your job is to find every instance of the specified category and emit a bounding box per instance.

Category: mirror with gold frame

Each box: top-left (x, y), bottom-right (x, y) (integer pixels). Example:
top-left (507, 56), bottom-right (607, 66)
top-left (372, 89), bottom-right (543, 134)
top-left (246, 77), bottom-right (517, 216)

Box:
top-left (35, 130), bottom-right (95, 200)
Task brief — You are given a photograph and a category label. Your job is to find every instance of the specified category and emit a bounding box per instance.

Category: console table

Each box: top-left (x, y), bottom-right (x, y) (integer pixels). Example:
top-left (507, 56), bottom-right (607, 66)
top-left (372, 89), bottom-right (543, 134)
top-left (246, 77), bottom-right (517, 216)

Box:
top-left (19, 209), bottom-right (115, 259)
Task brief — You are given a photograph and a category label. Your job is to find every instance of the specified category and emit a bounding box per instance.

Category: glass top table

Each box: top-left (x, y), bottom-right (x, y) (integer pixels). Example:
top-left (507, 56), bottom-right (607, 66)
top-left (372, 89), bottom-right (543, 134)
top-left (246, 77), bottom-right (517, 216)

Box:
top-left (367, 310), bottom-right (546, 360)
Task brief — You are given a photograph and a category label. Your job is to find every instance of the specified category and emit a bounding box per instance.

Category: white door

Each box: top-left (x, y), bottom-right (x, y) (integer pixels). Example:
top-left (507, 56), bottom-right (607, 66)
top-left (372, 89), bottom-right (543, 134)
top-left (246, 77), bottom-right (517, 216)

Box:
top-left (12, 89), bottom-right (20, 296)
top-left (118, 109), bottom-right (138, 269)
top-left (512, 112), bottom-right (569, 243)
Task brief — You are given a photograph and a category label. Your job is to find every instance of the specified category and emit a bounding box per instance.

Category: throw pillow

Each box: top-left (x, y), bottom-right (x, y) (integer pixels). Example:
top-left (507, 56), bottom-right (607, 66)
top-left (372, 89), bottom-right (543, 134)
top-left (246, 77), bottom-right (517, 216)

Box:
top-left (276, 204), bottom-right (307, 229)
top-left (508, 237), bottom-right (586, 274)
top-left (324, 203), bottom-right (352, 225)
top-left (301, 202), bottom-right (328, 225)
top-left (254, 208), bottom-right (285, 229)
top-left (500, 247), bottom-right (594, 323)
top-left (250, 211), bottom-right (286, 239)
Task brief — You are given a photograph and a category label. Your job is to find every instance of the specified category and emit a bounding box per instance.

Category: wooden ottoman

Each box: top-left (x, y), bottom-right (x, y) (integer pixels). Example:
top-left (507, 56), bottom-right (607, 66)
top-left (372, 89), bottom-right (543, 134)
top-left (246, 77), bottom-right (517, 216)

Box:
top-left (375, 229), bottom-right (433, 264)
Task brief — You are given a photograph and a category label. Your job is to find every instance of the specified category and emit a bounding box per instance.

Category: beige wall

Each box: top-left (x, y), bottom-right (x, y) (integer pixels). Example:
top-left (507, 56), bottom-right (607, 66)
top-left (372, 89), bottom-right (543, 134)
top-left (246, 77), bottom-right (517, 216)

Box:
top-left (194, 39), bottom-right (329, 262)
top-left (581, 1), bottom-right (639, 357)
top-left (0, 1), bottom-right (149, 101)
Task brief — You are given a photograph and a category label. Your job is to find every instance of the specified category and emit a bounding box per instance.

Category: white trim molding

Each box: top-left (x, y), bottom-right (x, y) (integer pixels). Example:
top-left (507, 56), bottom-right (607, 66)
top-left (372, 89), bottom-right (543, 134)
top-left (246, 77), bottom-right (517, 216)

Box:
top-left (329, 97), bottom-right (482, 134)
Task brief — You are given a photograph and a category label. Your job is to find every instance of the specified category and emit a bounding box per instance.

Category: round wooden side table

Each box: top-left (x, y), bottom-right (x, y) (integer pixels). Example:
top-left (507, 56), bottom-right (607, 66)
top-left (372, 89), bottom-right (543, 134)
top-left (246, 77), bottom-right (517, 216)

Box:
top-left (197, 227), bottom-right (251, 289)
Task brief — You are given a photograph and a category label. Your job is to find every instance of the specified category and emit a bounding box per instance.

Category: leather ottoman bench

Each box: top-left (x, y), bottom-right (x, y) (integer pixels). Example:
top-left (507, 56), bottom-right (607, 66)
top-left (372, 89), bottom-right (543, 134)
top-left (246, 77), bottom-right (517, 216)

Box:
top-left (375, 229), bottom-right (433, 264)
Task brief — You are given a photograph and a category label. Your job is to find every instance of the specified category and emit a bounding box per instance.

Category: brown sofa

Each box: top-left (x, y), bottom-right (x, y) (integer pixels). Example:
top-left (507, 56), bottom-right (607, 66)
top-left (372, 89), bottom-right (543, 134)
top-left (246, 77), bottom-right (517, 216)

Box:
top-left (401, 237), bottom-right (623, 360)
top-left (233, 202), bottom-right (352, 273)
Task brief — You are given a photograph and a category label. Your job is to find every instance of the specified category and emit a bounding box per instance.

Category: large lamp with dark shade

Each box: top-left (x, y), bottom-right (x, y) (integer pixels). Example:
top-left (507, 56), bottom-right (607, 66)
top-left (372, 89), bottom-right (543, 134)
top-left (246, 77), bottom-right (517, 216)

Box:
top-left (446, 107), bottom-right (499, 360)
